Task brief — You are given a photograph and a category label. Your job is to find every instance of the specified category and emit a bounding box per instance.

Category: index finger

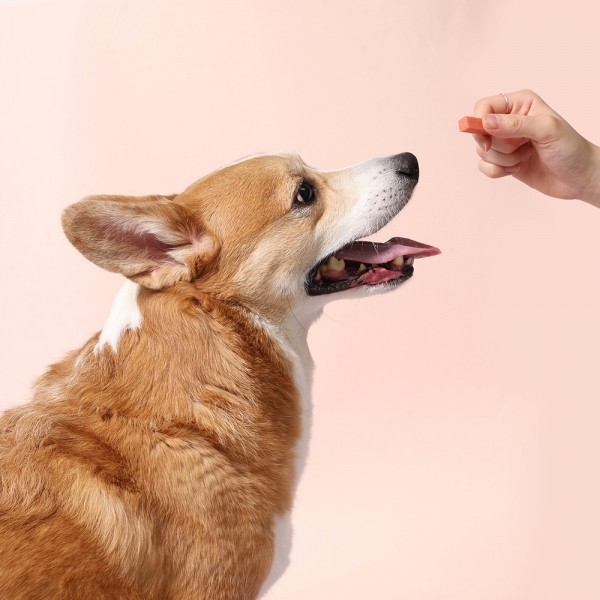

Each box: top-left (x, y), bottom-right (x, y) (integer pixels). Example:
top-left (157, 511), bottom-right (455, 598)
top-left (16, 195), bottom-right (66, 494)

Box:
top-left (473, 93), bottom-right (512, 118)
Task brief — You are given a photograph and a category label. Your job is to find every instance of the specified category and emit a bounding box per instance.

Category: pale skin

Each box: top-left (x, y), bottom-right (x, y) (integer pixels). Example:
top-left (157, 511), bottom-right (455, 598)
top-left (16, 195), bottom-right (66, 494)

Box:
top-left (472, 89), bottom-right (600, 209)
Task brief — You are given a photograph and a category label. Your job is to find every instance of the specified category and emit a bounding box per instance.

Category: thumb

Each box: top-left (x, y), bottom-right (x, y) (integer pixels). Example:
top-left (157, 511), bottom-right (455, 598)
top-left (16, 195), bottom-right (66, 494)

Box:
top-left (483, 113), bottom-right (558, 143)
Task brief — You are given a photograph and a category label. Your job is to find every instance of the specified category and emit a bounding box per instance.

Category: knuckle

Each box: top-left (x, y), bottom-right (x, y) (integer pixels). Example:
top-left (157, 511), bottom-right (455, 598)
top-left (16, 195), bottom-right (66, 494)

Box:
top-left (516, 88), bottom-right (541, 104)
top-left (542, 114), bottom-right (561, 137)
top-left (505, 114), bottom-right (522, 132)
top-left (473, 96), bottom-right (493, 116)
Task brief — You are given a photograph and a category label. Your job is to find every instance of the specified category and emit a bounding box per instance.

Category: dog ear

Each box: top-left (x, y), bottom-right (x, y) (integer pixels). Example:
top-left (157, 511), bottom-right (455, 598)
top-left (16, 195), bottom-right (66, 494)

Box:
top-left (62, 195), bottom-right (218, 289)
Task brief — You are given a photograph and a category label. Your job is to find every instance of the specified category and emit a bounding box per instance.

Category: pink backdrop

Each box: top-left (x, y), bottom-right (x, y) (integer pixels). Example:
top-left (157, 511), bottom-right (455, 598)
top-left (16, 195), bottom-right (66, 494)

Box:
top-left (2, 1), bottom-right (600, 598)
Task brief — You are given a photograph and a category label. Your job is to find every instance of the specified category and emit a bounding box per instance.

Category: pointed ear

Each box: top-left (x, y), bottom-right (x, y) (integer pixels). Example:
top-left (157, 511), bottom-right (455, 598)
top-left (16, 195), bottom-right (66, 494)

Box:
top-left (62, 195), bottom-right (218, 289)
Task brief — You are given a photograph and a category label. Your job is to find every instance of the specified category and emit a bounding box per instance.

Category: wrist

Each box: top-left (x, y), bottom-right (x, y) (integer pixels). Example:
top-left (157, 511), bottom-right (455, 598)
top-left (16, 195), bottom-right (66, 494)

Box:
top-left (581, 143), bottom-right (600, 208)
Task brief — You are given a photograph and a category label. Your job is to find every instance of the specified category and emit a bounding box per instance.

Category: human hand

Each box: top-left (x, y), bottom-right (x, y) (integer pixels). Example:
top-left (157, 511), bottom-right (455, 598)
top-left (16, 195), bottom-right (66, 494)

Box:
top-left (472, 90), bottom-right (600, 207)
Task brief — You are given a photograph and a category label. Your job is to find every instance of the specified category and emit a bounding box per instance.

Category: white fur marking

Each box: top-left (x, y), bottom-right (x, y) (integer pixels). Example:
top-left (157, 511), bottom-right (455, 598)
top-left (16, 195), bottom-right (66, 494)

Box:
top-left (254, 312), bottom-right (314, 599)
top-left (259, 513), bottom-right (293, 598)
top-left (95, 280), bottom-right (142, 353)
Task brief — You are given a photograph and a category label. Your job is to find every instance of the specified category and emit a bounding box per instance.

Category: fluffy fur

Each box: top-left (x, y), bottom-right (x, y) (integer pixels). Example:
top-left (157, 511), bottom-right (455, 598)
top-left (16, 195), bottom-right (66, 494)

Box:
top-left (0, 153), bottom-right (422, 599)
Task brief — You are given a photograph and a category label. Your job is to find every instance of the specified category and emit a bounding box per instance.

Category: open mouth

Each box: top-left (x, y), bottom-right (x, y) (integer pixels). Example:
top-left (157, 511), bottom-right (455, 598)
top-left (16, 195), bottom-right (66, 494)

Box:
top-left (306, 237), bottom-right (441, 295)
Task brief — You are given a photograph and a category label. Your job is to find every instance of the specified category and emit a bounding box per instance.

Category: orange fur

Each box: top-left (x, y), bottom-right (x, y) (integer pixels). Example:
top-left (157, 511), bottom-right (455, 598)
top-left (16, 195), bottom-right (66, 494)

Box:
top-left (0, 153), bottom-right (426, 598)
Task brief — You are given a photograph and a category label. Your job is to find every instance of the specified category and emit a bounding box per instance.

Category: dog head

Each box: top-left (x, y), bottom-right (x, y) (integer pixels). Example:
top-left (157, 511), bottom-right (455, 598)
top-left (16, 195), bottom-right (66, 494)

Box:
top-left (62, 153), bottom-right (439, 322)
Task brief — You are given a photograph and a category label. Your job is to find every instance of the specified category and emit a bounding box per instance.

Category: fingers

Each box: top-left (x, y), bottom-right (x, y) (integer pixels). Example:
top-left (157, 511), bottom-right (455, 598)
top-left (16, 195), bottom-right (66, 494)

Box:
top-left (474, 133), bottom-right (529, 155)
top-left (472, 90), bottom-right (560, 144)
top-left (473, 89), bottom-right (545, 119)
top-left (478, 142), bottom-right (533, 179)
top-left (481, 113), bottom-right (561, 144)
top-left (476, 142), bottom-right (532, 167)
top-left (478, 160), bottom-right (518, 179)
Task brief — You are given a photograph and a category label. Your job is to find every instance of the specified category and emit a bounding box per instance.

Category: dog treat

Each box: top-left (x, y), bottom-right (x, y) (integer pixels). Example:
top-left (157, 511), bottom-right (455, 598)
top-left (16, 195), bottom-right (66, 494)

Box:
top-left (458, 116), bottom-right (486, 135)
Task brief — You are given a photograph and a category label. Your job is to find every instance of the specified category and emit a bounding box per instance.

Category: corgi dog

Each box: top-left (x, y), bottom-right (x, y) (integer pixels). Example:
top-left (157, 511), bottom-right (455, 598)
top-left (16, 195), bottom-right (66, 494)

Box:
top-left (0, 152), bottom-right (439, 599)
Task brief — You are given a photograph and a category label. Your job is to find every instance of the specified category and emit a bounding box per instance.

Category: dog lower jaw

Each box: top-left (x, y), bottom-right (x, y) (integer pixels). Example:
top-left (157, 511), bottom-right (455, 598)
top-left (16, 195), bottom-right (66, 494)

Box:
top-left (305, 265), bottom-right (414, 296)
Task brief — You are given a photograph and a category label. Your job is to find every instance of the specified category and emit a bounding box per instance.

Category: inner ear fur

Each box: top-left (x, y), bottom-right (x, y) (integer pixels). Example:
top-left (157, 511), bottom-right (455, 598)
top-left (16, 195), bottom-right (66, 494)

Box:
top-left (62, 194), bottom-right (218, 289)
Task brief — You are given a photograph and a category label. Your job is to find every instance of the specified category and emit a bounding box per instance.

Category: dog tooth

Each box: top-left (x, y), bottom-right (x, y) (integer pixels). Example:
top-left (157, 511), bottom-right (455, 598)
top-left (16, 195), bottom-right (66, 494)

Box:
top-left (358, 263), bottom-right (367, 272)
top-left (392, 256), bottom-right (405, 267)
top-left (326, 256), bottom-right (345, 272)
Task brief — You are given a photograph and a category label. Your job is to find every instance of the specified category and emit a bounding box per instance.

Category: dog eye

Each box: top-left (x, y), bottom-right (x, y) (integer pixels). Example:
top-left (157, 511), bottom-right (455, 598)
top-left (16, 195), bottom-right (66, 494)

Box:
top-left (294, 182), bottom-right (315, 206)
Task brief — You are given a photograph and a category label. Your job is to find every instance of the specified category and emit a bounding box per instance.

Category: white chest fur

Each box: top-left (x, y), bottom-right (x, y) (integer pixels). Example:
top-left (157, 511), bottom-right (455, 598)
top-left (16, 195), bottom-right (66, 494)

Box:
top-left (255, 314), bottom-right (314, 598)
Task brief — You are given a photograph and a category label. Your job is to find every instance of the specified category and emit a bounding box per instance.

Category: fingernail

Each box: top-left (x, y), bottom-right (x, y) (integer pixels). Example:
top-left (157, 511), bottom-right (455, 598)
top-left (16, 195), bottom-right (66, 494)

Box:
top-left (475, 135), bottom-right (492, 152)
top-left (484, 115), bottom-right (500, 130)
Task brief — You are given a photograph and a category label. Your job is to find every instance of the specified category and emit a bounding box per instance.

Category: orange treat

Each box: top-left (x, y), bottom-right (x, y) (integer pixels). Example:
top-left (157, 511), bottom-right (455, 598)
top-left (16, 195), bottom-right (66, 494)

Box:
top-left (458, 116), bottom-right (486, 135)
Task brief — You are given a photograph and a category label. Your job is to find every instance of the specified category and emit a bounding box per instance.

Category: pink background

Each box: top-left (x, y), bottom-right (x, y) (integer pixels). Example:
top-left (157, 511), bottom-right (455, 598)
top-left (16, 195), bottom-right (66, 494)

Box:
top-left (2, 1), bottom-right (600, 598)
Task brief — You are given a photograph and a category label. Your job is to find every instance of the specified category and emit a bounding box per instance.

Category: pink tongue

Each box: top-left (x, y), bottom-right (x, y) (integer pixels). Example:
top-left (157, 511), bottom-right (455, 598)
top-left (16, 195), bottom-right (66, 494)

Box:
top-left (337, 237), bottom-right (441, 263)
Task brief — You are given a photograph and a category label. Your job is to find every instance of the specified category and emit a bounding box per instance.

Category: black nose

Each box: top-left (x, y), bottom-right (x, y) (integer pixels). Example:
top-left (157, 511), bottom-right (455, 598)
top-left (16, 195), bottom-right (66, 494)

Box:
top-left (394, 152), bottom-right (419, 181)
